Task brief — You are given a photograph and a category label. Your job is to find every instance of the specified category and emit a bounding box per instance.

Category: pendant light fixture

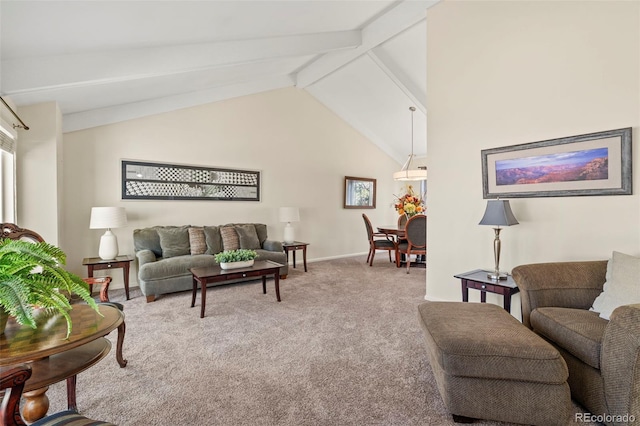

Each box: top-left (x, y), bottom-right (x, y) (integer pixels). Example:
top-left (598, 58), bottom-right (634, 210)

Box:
top-left (393, 106), bottom-right (427, 181)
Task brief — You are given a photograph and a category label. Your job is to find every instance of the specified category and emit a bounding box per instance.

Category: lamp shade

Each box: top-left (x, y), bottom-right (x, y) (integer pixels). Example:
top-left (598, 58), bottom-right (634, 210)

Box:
top-left (479, 199), bottom-right (519, 227)
top-left (393, 167), bottom-right (427, 181)
top-left (279, 207), bottom-right (300, 223)
top-left (90, 207), bottom-right (127, 229)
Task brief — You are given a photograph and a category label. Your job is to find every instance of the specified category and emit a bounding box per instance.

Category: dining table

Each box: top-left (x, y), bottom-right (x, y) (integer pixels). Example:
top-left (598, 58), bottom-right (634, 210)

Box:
top-left (0, 304), bottom-right (124, 422)
top-left (377, 223), bottom-right (426, 268)
top-left (376, 224), bottom-right (405, 240)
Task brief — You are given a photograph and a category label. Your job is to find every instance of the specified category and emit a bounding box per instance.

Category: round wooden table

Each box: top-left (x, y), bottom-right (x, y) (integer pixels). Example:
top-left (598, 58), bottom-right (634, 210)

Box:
top-left (377, 225), bottom-right (406, 239)
top-left (0, 304), bottom-right (124, 422)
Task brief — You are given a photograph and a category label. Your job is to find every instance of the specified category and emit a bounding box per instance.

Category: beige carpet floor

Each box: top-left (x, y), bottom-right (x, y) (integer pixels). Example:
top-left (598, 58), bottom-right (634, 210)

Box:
top-left (41, 256), bottom-right (594, 426)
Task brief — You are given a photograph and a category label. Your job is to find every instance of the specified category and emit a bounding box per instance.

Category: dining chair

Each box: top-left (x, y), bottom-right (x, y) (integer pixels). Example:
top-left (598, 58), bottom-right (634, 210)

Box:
top-left (396, 215), bottom-right (426, 273)
top-left (362, 214), bottom-right (396, 266)
top-left (397, 214), bottom-right (408, 229)
top-left (0, 223), bottom-right (128, 412)
top-left (0, 364), bottom-right (116, 426)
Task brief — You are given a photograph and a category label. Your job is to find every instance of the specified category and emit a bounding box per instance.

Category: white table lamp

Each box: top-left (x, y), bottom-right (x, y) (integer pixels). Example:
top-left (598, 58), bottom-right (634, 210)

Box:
top-left (90, 207), bottom-right (127, 260)
top-left (279, 207), bottom-right (300, 244)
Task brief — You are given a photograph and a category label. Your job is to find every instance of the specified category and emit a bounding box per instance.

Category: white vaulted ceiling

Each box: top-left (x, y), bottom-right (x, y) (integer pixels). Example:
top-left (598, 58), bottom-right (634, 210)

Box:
top-left (0, 0), bottom-right (436, 163)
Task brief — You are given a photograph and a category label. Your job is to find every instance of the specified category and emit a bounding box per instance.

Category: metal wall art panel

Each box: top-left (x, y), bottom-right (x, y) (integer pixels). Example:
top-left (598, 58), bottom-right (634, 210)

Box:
top-left (122, 160), bottom-right (260, 201)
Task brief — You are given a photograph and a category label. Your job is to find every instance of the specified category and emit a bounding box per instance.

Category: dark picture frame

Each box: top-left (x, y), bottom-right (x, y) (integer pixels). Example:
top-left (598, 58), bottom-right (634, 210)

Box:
top-left (122, 160), bottom-right (261, 201)
top-left (481, 128), bottom-right (632, 198)
top-left (344, 176), bottom-right (376, 209)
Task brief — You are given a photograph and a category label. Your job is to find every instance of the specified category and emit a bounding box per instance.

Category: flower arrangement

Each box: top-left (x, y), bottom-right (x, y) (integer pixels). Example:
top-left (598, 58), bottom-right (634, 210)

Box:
top-left (394, 185), bottom-right (425, 217)
top-left (214, 249), bottom-right (258, 264)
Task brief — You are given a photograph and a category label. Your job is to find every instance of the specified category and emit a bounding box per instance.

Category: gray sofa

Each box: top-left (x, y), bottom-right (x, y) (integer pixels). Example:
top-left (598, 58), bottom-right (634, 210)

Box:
top-left (513, 261), bottom-right (640, 425)
top-left (134, 224), bottom-right (288, 302)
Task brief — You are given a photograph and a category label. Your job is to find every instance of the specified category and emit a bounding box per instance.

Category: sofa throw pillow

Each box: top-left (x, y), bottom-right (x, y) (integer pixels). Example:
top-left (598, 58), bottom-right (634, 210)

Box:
top-left (220, 225), bottom-right (240, 251)
top-left (157, 226), bottom-right (190, 258)
top-left (133, 227), bottom-right (163, 257)
top-left (590, 251), bottom-right (640, 320)
top-left (188, 227), bottom-right (206, 255)
top-left (235, 224), bottom-right (261, 250)
top-left (253, 223), bottom-right (268, 246)
top-left (203, 226), bottom-right (223, 255)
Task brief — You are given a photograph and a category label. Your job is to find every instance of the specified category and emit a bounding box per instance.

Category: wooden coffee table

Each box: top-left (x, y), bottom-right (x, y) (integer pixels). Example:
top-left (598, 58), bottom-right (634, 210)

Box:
top-left (190, 260), bottom-right (284, 318)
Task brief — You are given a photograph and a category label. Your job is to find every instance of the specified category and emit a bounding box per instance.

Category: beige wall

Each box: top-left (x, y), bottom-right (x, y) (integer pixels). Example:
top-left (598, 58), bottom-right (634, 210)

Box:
top-left (59, 88), bottom-right (403, 287)
top-left (426, 1), bottom-right (640, 318)
top-left (16, 102), bottom-right (63, 244)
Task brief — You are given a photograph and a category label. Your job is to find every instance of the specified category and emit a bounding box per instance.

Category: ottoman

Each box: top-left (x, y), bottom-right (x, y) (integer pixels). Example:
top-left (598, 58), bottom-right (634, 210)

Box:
top-left (418, 301), bottom-right (571, 425)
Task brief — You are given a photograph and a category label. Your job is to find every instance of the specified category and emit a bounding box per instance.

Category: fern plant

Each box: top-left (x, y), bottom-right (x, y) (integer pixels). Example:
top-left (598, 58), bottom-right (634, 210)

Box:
top-left (0, 239), bottom-right (99, 337)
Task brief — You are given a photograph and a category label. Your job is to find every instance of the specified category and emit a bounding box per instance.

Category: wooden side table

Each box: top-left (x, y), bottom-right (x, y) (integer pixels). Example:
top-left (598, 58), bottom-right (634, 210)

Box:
top-left (454, 269), bottom-right (520, 313)
top-left (83, 255), bottom-right (134, 300)
top-left (82, 277), bottom-right (111, 302)
top-left (282, 241), bottom-right (309, 272)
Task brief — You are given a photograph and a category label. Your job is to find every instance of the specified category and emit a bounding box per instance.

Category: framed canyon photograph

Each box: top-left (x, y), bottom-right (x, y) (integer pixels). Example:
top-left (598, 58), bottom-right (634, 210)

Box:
top-left (481, 128), bottom-right (632, 198)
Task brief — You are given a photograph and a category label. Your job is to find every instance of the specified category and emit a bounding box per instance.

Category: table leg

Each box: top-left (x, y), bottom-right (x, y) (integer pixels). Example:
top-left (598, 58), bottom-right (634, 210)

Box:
top-left (200, 279), bottom-right (207, 319)
top-left (481, 292), bottom-right (487, 303)
top-left (262, 276), bottom-right (267, 294)
top-left (116, 321), bottom-right (128, 368)
top-left (461, 280), bottom-right (469, 302)
top-left (191, 277), bottom-right (197, 308)
top-left (293, 250), bottom-right (297, 268)
top-left (123, 261), bottom-right (130, 300)
top-left (66, 376), bottom-right (77, 410)
top-left (285, 248), bottom-right (290, 264)
top-left (22, 386), bottom-right (49, 423)
top-left (274, 273), bottom-right (281, 302)
top-left (99, 278), bottom-right (111, 302)
top-left (504, 292), bottom-right (512, 313)
top-left (302, 246), bottom-right (308, 272)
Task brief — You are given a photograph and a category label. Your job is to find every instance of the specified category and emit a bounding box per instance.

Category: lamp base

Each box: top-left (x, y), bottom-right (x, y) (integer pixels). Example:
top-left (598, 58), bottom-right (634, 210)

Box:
top-left (283, 223), bottom-right (295, 244)
top-left (487, 271), bottom-right (508, 281)
top-left (98, 230), bottom-right (119, 260)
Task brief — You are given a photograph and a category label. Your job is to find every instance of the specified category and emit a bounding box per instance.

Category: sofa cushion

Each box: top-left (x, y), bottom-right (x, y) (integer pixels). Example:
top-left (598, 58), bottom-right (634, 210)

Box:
top-left (220, 225), bottom-right (240, 251)
top-left (531, 307), bottom-right (607, 369)
top-left (138, 254), bottom-right (214, 281)
top-left (133, 227), bottom-right (163, 257)
top-left (203, 226), bottom-right (223, 255)
top-left (235, 224), bottom-right (261, 250)
top-left (590, 251), bottom-right (640, 320)
top-left (254, 223), bottom-right (268, 245)
top-left (188, 227), bottom-right (206, 255)
top-left (157, 226), bottom-right (190, 258)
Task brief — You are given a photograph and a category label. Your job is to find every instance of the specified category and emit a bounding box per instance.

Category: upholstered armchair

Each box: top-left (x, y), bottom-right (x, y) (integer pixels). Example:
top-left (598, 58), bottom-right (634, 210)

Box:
top-left (512, 261), bottom-right (640, 424)
top-left (1, 365), bottom-right (115, 426)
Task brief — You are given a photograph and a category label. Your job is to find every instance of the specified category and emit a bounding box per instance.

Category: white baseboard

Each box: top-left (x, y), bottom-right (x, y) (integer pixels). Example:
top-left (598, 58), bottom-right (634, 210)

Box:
top-left (290, 252), bottom-right (368, 265)
top-left (423, 294), bottom-right (449, 301)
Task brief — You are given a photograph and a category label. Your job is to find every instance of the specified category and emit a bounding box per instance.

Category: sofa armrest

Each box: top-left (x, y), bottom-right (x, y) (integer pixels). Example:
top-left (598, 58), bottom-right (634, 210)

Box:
top-left (512, 260), bottom-right (607, 328)
top-left (262, 240), bottom-right (283, 252)
top-left (136, 249), bottom-right (157, 267)
top-left (601, 303), bottom-right (640, 420)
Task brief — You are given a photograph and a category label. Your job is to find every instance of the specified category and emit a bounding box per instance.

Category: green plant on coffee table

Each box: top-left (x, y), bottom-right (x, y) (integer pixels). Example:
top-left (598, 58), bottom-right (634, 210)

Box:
top-left (0, 239), bottom-right (99, 337)
top-left (214, 249), bottom-right (258, 264)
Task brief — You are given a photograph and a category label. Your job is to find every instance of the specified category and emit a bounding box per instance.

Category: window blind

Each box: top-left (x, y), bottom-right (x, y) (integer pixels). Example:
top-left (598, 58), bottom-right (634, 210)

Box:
top-left (0, 119), bottom-right (16, 154)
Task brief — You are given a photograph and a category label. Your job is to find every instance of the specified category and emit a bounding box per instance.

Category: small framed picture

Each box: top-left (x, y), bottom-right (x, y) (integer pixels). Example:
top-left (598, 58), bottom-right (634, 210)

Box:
top-left (344, 176), bottom-right (376, 209)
